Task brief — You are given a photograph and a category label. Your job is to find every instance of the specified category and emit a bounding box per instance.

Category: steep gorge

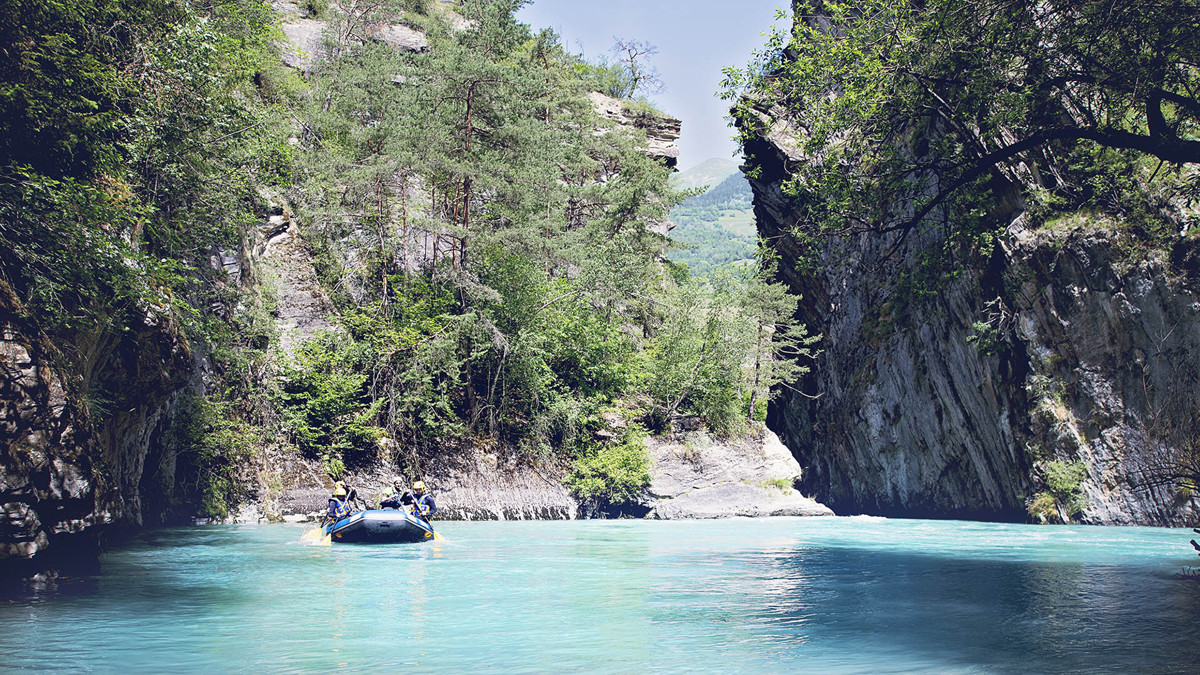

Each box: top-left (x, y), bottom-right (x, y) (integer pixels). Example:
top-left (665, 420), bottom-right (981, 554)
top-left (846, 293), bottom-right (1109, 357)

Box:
top-left (1, 0), bottom-right (826, 578)
top-left (741, 23), bottom-right (1200, 525)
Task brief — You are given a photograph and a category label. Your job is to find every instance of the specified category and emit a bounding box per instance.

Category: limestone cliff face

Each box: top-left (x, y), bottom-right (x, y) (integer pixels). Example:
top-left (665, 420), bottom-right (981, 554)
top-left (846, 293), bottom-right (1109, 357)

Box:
top-left (645, 427), bottom-right (832, 519)
top-left (0, 189), bottom-right (317, 573)
top-left (587, 92), bottom-right (682, 171)
top-left (745, 111), bottom-right (1200, 526)
top-left (268, 428), bottom-right (831, 523)
top-left (276, 0), bottom-right (429, 75)
top-left (1, 292), bottom-right (98, 568)
top-left (1, 279), bottom-right (194, 574)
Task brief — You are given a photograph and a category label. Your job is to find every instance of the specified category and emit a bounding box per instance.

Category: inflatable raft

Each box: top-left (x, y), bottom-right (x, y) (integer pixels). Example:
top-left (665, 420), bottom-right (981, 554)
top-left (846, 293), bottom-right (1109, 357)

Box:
top-left (325, 509), bottom-right (437, 543)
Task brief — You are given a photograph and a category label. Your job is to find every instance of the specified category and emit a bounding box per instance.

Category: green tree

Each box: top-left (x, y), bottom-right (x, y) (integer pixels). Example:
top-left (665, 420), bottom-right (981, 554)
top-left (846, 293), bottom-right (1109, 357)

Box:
top-left (725, 0), bottom-right (1200, 240)
top-left (739, 254), bottom-right (820, 421)
top-left (298, 0), bottom-right (685, 464)
top-left (645, 273), bottom-right (744, 433)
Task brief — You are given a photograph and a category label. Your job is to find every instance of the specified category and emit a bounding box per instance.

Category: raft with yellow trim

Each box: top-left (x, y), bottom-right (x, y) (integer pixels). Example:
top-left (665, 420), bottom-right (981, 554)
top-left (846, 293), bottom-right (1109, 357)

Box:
top-left (325, 509), bottom-right (436, 543)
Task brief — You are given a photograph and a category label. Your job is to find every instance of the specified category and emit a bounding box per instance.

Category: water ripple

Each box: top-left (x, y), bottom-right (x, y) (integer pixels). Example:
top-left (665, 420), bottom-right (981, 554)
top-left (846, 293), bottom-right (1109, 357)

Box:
top-left (1, 518), bottom-right (1198, 672)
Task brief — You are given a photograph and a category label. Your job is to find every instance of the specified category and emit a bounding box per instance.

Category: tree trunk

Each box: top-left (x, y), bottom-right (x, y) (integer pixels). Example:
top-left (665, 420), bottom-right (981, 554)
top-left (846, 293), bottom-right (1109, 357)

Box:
top-left (399, 170), bottom-right (409, 281)
top-left (748, 326), bottom-right (763, 421)
top-left (461, 82), bottom-right (476, 268)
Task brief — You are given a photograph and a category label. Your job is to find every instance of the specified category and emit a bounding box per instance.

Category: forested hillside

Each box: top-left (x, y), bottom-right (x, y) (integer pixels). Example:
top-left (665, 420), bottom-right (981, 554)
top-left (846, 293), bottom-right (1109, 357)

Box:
top-left (0, 0), bottom-right (814, 568)
top-left (668, 172), bottom-right (757, 276)
top-left (275, 0), bottom-right (817, 505)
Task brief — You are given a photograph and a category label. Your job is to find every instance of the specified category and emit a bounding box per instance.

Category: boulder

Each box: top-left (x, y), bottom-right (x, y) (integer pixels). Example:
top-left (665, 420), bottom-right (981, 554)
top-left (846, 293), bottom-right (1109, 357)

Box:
top-left (645, 427), bottom-right (833, 519)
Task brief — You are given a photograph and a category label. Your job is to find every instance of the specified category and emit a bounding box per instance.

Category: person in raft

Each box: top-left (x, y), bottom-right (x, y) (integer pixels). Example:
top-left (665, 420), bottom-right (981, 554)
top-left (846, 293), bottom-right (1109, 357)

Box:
top-left (327, 481), bottom-right (362, 521)
top-left (379, 478), bottom-right (409, 510)
top-left (409, 480), bottom-right (436, 521)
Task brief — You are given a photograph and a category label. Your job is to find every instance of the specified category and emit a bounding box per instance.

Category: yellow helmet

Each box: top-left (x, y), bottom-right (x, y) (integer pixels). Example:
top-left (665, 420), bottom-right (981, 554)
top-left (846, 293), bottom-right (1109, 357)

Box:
top-left (412, 480), bottom-right (426, 492)
top-left (333, 481), bottom-right (347, 497)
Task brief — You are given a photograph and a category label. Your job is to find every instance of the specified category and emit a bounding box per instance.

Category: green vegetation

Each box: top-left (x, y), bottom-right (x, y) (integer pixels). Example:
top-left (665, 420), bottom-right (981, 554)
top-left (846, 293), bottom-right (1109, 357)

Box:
top-left (757, 478), bottom-right (794, 493)
top-left (965, 321), bottom-right (1002, 356)
top-left (167, 393), bottom-right (263, 520)
top-left (277, 333), bottom-right (381, 473)
top-left (277, 0), bottom-right (816, 499)
top-left (0, 0), bottom-right (816, 515)
top-left (292, 0), bottom-right (679, 473)
top-left (724, 0), bottom-right (1200, 246)
top-left (644, 261), bottom-right (818, 436)
top-left (0, 0), bottom-right (289, 519)
top-left (565, 427), bottom-right (652, 506)
top-left (720, 0), bottom-right (1200, 519)
top-left (668, 172), bottom-right (757, 277)
top-left (721, 0), bottom-right (1200, 343)
top-left (1027, 460), bottom-right (1088, 523)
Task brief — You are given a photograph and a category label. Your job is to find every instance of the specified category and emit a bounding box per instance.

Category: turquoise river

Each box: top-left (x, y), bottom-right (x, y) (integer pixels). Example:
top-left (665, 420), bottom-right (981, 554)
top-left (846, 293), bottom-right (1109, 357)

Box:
top-left (3, 517), bottom-right (1200, 672)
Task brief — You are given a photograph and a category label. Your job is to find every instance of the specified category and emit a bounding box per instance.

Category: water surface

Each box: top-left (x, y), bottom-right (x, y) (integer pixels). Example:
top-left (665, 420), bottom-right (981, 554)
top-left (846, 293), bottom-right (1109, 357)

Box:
top-left (2, 517), bottom-right (1199, 672)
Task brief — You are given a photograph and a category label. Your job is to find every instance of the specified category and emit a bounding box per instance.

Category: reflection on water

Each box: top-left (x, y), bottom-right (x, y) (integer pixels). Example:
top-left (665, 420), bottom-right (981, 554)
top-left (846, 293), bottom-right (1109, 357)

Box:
top-left (2, 518), bottom-right (1199, 672)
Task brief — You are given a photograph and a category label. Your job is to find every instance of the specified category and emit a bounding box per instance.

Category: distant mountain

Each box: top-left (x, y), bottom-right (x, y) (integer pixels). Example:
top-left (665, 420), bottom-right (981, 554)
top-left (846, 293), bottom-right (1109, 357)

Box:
top-left (668, 171), bottom-right (758, 277)
top-left (672, 157), bottom-right (740, 192)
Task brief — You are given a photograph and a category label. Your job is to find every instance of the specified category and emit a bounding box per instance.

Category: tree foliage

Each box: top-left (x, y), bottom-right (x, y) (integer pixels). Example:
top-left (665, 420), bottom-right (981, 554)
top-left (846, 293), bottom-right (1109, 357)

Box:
top-left (0, 0), bottom-right (289, 519)
top-left (725, 0), bottom-right (1200, 241)
top-left (0, 0), bottom-right (816, 514)
top-left (295, 0), bottom-right (685, 469)
top-left (564, 426), bottom-right (651, 505)
top-left (291, 0), bottom-right (816, 491)
top-left (1027, 459), bottom-right (1088, 523)
top-left (644, 260), bottom-right (818, 435)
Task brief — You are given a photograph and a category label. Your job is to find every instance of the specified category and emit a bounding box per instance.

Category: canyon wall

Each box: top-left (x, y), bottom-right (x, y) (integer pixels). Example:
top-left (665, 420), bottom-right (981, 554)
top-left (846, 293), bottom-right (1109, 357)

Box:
top-left (745, 107), bottom-right (1200, 526)
top-left (1, 278), bottom-right (196, 576)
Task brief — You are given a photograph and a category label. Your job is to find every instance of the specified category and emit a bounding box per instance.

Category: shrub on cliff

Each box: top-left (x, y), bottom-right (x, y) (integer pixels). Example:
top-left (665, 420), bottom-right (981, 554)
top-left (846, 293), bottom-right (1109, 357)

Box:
top-left (565, 427), bottom-right (652, 506)
top-left (1027, 460), bottom-right (1088, 523)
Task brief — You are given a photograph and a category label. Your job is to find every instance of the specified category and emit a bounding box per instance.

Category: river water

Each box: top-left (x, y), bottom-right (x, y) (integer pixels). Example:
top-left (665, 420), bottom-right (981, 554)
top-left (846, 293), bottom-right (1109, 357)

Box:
top-left (2, 517), bottom-right (1199, 672)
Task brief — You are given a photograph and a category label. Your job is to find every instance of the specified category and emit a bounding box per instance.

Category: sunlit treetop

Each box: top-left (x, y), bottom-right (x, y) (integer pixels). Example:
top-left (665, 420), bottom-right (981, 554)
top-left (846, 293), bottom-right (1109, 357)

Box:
top-left (724, 0), bottom-right (1200, 239)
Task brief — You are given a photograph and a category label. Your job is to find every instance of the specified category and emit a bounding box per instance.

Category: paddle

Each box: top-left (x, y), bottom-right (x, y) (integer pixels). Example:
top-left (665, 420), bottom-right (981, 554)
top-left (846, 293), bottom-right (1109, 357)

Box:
top-left (409, 503), bottom-right (446, 541)
top-left (302, 494), bottom-right (344, 546)
top-left (300, 518), bottom-right (332, 545)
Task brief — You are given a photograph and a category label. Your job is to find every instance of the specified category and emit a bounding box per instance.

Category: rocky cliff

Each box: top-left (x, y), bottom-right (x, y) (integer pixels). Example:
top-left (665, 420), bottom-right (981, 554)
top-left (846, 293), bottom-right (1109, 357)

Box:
top-left (587, 92), bottom-right (682, 170)
top-left (744, 107), bottom-right (1200, 526)
top-left (1, 278), bottom-right (195, 576)
top-left (266, 426), bottom-right (830, 523)
top-left (645, 426), bottom-right (832, 519)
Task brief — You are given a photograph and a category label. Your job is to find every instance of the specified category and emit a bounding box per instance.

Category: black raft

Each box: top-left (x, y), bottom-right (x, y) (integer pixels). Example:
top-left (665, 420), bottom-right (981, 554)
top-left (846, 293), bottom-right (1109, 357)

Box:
top-left (325, 509), bottom-right (437, 543)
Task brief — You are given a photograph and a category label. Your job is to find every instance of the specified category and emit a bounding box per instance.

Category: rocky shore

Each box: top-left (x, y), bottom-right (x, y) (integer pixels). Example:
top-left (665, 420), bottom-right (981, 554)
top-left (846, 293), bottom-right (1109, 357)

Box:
top-left (223, 426), bottom-right (833, 524)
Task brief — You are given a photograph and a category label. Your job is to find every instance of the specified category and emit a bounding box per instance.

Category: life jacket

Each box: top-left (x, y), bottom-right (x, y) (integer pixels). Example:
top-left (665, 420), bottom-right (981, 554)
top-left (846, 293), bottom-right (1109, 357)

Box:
top-left (328, 496), bottom-right (353, 520)
top-left (380, 489), bottom-right (405, 509)
top-left (413, 492), bottom-right (434, 518)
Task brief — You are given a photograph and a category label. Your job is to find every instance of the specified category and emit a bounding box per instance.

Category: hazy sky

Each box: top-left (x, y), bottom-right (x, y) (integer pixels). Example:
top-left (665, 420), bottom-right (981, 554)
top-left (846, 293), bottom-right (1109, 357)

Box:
top-left (515, 0), bottom-right (791, 172)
